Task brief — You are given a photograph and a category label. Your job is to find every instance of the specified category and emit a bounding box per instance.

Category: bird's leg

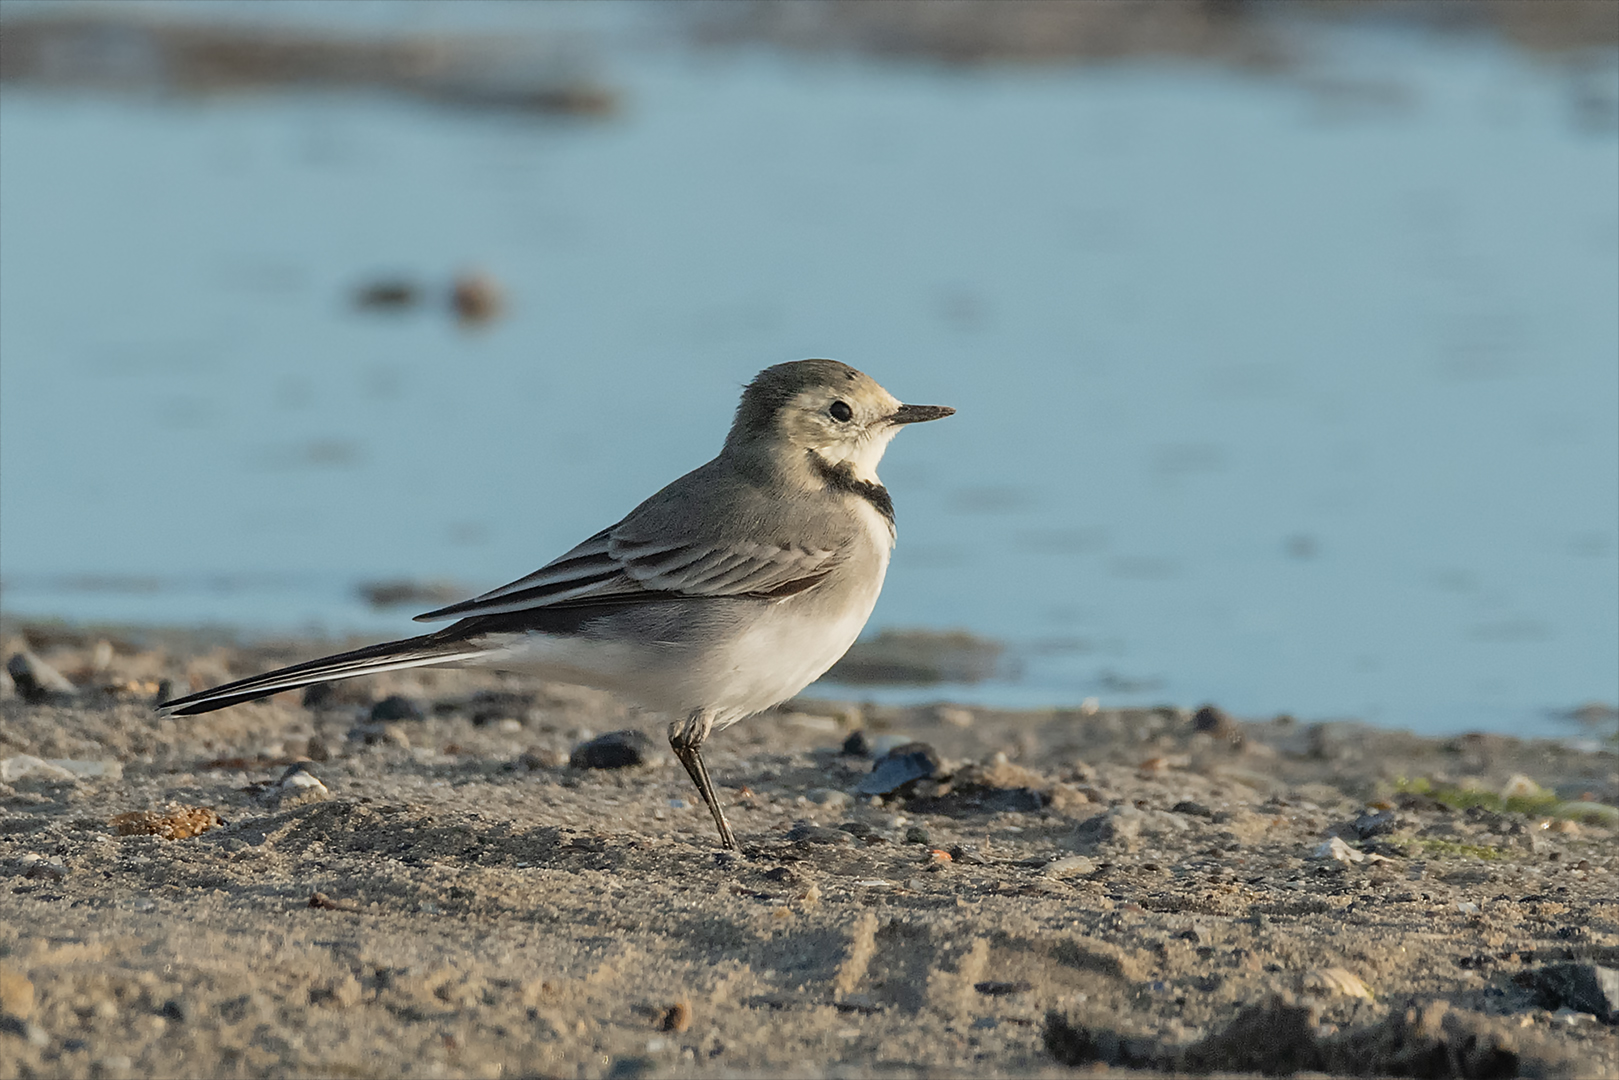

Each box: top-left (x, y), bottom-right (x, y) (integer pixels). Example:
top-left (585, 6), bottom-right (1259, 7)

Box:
top-left (669, 712), bottom-right (736, 850)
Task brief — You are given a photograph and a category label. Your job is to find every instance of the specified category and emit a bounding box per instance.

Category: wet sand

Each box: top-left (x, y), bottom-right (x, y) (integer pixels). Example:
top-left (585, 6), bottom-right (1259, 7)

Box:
top-left (1, 621), bottom-right (1615, 1078)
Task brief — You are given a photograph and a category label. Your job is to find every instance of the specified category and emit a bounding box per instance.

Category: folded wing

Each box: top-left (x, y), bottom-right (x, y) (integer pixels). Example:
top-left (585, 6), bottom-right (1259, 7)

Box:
top-left (414, 525), bottom-right (840, 622)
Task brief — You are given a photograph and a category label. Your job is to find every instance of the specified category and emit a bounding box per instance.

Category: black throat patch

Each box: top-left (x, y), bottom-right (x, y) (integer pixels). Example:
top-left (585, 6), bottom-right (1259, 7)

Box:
top-left (809, 452), bottom-right (895, 530)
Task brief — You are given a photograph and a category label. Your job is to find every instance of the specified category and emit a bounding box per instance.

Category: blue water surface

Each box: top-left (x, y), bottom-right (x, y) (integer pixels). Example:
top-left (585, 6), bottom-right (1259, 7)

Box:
top-left (2, 12), bottom-right (1615, 735)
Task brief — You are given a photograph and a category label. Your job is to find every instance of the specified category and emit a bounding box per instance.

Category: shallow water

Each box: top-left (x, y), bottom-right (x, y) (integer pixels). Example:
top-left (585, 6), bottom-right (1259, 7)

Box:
top-left (2, 12), bottom-right (1615, 735)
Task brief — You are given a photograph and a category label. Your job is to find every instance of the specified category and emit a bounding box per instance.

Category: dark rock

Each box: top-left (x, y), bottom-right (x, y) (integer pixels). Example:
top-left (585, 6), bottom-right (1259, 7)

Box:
top-left (1042, 1012), bottom-right (1160, 1069)
top-left (837, 820), bottom-right (882, 841)
top-left (840, 730), bottom-right (872, 757)
top-left (904, 825), bottom-right (931, 845)
top-left (786, 822), bottom-right (856, 846)
top-left (6, 650), bottom-right (76, 701)
top-left (948, 843), bottom-right (988, 866)
top-left (1171, 800), bottom-right (1215, 819)
top-left (856, 742), bottom-right (940, 795)
top-left (369, 695), bottom-right (424, 722)
top-left (1353, 810), bottom-right (1401, 839)
top-left (1519, 963), bottom-right (1619, 1023)
top-left (301, 682), bottom-right (336, 710)
top-left (570, 730), bottom-right (656, 770)
top-left (974, 980), bottom-right (1033, 996)
top-left (160, 998), bottom-right (190, 1023)
top-left (762, 866), bottom-right (800, 885)
top-left (1192, 704), bottom-right (1237, 737)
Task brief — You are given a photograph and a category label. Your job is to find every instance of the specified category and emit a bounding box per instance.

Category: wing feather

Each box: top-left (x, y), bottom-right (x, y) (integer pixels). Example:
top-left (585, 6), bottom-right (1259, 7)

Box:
top-left (415, 526), bottom-right (839, 622)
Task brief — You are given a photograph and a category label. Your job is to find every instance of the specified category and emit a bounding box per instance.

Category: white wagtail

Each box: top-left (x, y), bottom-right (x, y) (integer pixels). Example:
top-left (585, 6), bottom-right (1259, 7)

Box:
top-left (161, 360), bottom-right (954, 848)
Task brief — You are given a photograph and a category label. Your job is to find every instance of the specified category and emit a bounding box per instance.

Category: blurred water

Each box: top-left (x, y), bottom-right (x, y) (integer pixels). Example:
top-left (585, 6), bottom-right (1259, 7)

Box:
top-left (2, 17), bottom-right (1615, 735)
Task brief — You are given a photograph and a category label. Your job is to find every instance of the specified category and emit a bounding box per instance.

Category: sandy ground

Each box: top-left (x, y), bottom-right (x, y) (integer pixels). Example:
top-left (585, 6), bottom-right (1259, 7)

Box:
top-left (1, 621), bottom-right (1616, 1079)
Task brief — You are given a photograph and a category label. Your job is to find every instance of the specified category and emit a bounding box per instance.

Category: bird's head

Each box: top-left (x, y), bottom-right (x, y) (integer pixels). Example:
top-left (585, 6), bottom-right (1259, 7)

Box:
top-left (726, 359), bottom-right (954, 484)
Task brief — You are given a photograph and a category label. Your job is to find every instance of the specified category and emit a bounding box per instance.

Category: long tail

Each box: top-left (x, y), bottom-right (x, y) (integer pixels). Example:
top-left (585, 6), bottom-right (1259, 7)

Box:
top-left (158, 632), bottom-right (497, 716)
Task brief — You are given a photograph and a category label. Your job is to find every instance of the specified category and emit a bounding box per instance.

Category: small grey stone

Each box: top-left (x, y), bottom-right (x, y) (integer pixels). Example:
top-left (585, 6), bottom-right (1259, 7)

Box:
top-left (160, 998), bottom-right (190, 1024)
top-left (856, 742), bottom-right (941, 796)
top-left (807, 788), bottom-right (853, 811)
top-left (904, 825), bottom-right (932, 845)
top-left (787, 821), bottom-right (856, 846)
top-left (6, 651), bottom-right (76, 701)
top-left (570, 730), bottom-right (657, 770)
top-left (1172, 800), bottom-right (1214, 819)
top-left (369, 695), bottom-right (424, 722)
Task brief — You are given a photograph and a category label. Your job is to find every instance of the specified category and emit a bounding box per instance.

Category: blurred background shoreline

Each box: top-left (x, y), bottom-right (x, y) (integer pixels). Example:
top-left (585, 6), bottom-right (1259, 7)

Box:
top-left (2, 0), bottom-right (1615, 737)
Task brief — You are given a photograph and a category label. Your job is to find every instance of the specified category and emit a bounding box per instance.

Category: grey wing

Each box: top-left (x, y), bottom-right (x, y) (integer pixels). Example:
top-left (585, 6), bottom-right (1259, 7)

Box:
top-left (413, 525), bottom-right (841, 622)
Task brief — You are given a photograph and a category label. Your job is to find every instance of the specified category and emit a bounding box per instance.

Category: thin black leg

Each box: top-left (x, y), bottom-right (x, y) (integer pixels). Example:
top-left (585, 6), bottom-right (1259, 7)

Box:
top-left (670, 732), bottom-right (737, 850)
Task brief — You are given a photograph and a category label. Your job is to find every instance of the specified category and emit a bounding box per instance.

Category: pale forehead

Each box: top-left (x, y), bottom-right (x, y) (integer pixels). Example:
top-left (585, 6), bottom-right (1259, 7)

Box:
top-left (790, 369), bottom-right (898, 409)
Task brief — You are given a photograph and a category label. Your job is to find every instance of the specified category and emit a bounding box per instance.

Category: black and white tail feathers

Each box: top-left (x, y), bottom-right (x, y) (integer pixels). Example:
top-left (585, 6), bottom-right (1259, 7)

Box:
top-left (158, 632), bottom-right (496, 716)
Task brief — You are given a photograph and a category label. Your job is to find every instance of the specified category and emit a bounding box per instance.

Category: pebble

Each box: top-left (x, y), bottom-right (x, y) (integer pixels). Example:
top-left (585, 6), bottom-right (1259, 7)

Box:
top-left (948, 843), bottom-right (988, 866)
top-left (1311, 837), bottom-right (1365, 865)
top-left (840, 731), bottom-right (871, 757)
top-left (807, 788), bottom-right (853, 811)
top-left (265, 762), bottom-right (330, 807)
top-left (1170, 800), bottom-right (1214, 819)
top-left (23, 859), bottom-right (68, 882)
top-left (904, 825), bottom-right (932, 845)
top-left (856, 742), bottom-right (941, 796)
top-left (1042, 855), bottom-right (1096, 877)
top-left (1191, 704), bottom-right (1237, 738)
top-left (369, 695), bottom-right (425, 722)
top-left (1352, 810), bottom-right (1400, 839)
top-left (6, 650), bottom-right (77, 700)
top-left (786, 822), bottom-right (856, 847)
top-left (570, 730), bottom-right (658, 770)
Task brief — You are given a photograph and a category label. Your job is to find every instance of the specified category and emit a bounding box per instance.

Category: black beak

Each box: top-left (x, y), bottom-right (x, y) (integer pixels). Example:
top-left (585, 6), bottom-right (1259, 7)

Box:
top-left (889, 403), bottom-right (956, 425)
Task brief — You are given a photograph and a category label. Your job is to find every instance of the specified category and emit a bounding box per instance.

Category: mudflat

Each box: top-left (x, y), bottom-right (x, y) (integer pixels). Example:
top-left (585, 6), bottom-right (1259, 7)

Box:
top-left (1, 622), bottom-right (1615, 1078)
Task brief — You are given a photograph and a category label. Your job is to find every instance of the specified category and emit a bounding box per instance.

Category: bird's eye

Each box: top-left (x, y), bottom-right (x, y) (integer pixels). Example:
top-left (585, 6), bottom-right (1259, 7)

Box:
top-left (828, 400), bottom-right (853, 423)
